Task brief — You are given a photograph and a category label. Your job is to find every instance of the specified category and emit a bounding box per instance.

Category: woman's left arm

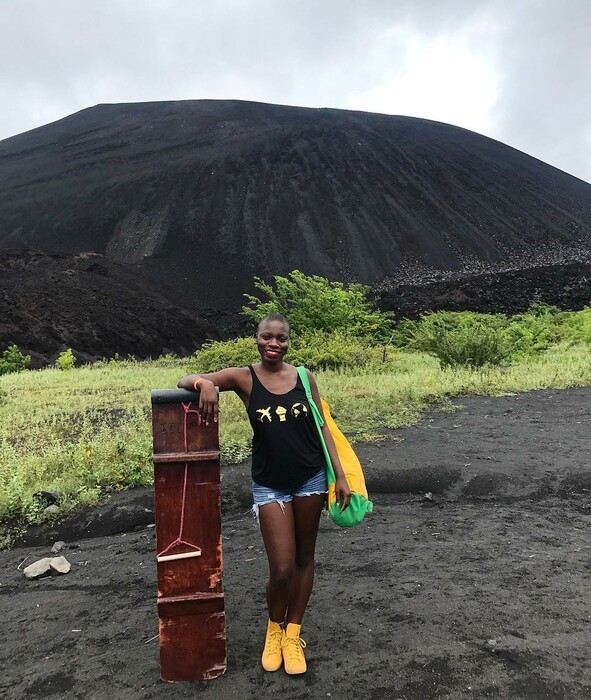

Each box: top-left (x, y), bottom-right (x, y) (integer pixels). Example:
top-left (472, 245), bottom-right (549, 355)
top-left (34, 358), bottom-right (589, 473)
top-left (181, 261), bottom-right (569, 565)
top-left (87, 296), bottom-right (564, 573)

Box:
top-left (308, 371), bottom-right (351, 513)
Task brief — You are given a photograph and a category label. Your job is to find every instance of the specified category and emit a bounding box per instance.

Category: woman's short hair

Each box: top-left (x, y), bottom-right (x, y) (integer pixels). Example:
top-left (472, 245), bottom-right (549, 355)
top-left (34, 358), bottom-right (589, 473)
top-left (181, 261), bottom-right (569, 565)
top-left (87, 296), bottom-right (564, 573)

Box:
top-left (257, 313), bottom-right (290, 334)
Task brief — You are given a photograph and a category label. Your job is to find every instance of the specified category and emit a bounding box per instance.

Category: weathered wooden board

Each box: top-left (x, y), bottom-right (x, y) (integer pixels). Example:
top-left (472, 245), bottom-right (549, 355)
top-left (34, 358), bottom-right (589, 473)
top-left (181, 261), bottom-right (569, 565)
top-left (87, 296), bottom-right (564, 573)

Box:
top-left (151, 389), bottom-right (226, 682)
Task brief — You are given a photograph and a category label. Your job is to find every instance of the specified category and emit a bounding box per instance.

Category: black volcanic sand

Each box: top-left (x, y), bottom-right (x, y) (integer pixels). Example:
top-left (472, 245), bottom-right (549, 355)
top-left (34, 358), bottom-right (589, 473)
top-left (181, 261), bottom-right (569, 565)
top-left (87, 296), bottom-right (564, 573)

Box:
top-left (2, 387), bottom-right (591, 699)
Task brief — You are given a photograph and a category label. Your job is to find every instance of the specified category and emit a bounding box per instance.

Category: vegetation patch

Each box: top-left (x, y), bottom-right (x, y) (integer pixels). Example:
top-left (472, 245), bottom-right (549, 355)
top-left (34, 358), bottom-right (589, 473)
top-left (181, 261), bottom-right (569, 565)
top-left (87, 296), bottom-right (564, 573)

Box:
top-left (1, 270), bottom-right (590, 545)
top-left (243, 269), bottom-right (393, 339)
top-left (0, 344), bottom-right (31, 376)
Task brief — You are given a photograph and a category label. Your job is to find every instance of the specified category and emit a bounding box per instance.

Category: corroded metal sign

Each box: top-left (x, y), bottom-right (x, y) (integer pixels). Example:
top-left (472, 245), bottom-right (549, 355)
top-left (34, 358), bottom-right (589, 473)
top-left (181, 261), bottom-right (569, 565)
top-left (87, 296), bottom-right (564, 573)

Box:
top-left (151, 388), bottom-right (226, 682)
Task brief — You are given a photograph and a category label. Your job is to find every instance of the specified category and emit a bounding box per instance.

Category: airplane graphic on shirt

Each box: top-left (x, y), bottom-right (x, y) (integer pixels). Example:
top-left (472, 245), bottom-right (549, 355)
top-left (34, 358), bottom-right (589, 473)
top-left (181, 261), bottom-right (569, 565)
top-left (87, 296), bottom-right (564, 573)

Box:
top-left (256, 407), bottom-right (273, 422)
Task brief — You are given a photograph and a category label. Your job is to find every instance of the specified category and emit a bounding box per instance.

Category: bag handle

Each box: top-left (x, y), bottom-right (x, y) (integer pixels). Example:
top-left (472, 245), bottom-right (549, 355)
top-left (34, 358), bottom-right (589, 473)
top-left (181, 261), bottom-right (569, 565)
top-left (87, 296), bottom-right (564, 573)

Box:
top-left (296, 366), bottom-right (324, 428)
top-left (297, 367), bottom-right (335, 484)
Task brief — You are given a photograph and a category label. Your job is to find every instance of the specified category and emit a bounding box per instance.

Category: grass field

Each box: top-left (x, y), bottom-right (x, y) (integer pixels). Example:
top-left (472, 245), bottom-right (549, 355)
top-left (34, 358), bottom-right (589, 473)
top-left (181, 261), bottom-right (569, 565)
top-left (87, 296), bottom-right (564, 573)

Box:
top-left (1, 342), bottom-right (591, 544)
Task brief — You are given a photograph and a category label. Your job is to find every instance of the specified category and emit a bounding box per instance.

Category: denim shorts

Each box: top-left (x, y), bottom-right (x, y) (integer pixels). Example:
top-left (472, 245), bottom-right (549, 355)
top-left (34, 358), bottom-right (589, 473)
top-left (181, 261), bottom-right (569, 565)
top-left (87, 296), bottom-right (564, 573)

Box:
top-left (251, 468), bottom-right (328, 520)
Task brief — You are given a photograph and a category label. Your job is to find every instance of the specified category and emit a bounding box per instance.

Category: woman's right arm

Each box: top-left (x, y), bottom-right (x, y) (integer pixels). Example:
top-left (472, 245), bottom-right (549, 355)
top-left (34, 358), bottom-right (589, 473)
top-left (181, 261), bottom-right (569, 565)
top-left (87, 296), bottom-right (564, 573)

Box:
top-left (178, 368), bottom-right (249, 424)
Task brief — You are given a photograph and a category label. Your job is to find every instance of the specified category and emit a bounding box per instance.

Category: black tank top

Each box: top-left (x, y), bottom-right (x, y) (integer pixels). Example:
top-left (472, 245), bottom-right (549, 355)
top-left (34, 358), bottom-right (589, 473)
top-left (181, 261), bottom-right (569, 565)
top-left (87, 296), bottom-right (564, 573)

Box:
top-left (247, 365), bottom-right (326, 488)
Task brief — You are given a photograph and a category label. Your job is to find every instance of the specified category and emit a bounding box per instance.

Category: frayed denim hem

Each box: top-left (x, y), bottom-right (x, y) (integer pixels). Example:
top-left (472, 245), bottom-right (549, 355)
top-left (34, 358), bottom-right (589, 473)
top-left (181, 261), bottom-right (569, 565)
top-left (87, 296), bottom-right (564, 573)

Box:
top-left (296, 489), bottom-right (327, 497)
top-left (251, 490), bottom-right (327, 521)
top-left (251, 498), bottom-right (289, 521)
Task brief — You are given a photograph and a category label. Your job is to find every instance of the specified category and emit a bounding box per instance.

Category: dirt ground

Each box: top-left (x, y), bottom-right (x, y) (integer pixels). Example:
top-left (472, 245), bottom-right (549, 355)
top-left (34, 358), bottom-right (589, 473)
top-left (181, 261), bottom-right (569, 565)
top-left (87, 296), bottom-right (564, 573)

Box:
top-left (1, 386), bottom-right (591, 699)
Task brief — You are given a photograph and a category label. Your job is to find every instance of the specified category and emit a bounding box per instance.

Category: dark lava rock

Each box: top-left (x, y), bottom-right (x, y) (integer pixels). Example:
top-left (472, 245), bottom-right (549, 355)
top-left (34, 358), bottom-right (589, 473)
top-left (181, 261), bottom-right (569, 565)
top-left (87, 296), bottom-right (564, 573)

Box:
top-left (375, 262), bottom-right (591, 318)
top-left (32, 491), bottom-right (63, 507)
top-left (1, 99), bottom-right (590, 325)
top-left (0, 249), bottom-right (220, 365)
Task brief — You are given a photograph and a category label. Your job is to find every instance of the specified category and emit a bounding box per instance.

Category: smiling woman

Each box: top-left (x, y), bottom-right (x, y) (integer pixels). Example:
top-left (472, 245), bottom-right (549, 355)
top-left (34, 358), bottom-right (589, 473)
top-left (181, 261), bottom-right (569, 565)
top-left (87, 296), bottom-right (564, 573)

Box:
top-left (257, 313), bottom-right (290, 362)
top-left (177, 312), bottom-right (351, 675)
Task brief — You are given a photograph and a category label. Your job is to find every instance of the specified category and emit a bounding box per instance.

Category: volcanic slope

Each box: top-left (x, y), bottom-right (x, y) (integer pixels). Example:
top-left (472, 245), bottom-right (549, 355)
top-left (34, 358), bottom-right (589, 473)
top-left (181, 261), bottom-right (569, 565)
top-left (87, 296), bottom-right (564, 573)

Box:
top-left (1, 99), bottom-right (591, 315)
top-left (0, 249), bottom-right (219, 366)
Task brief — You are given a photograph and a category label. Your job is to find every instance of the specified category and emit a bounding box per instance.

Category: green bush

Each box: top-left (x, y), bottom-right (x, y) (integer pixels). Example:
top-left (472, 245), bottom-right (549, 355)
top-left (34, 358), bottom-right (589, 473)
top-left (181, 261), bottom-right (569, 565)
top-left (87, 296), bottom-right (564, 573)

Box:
top-left (289, 331), bottom-right (395, 371)
top-left (394, 311), bottom-right (506, 348)
top-left (433, 323), bottom-right (512, 368)
top-left (394, 306), bottom-right (591, 366)
top-left (394, 312), bottom-right (511, 368)
top-left (242, 270), bottom-right (392, 339)
top-left (55, 348), bottom-right (76, 370)
top-left (0, 345), bottom-right (31, 375)
top-left (193, 337), bottom-right (260, 373)
top-left (563, 306), bottom-right (591, 344)
top-left (507, 304), bottom-right (568, 359)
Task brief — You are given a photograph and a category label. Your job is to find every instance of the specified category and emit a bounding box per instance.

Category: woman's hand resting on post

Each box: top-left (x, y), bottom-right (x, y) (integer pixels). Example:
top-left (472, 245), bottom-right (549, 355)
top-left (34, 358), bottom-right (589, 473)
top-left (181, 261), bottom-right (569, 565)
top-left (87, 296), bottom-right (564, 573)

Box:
top-left (177, 374), bottom-right (220, 426)
top-left (197, 379), bottom-right (218, 425)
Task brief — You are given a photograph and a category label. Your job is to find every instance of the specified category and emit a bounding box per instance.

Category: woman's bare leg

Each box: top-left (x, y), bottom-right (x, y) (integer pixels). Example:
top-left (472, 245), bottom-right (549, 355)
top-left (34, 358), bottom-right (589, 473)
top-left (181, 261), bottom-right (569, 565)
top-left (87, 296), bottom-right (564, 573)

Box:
top-left (285, 493), bottom-right (325, 624)
top-left (258, 501), bottom-right (296, 623)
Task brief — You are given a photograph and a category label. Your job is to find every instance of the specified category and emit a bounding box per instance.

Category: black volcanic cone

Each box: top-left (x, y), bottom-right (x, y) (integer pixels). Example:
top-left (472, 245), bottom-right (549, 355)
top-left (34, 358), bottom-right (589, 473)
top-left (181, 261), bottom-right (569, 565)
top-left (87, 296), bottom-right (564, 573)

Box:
top-left (1, 99), bottom-right (591, 315)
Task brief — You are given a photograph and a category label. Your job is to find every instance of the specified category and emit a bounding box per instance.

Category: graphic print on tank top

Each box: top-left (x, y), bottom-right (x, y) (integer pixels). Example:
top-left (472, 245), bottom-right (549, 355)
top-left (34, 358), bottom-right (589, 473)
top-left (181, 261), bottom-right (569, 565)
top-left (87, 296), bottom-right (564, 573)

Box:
top-left (254, 401), bottom-right (308, 424)
top-left (247, 365), bottom-right (326, 489)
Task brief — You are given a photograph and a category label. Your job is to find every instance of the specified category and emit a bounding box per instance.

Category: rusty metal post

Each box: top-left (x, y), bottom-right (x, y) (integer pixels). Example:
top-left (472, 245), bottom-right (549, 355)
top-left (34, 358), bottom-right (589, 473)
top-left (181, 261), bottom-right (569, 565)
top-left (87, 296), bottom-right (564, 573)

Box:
top-left (151, 388), bottom-right (226, 682)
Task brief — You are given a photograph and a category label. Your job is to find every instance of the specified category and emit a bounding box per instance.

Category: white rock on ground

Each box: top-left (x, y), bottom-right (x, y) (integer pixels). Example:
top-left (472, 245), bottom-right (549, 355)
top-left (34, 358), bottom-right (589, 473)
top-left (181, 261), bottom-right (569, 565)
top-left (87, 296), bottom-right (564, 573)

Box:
top-left (49, 556), bottom-right (71, 574)
top-left (23, 556), bottom-right (71, 579)
top-left (23, 558), bottom-right (52, 579)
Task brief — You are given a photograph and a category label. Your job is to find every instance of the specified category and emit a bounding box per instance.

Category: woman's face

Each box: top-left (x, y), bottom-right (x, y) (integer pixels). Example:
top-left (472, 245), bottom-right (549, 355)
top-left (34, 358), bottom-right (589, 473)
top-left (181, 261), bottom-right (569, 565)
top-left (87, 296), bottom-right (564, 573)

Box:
top-left (257, 320), bottom-right (290, 363)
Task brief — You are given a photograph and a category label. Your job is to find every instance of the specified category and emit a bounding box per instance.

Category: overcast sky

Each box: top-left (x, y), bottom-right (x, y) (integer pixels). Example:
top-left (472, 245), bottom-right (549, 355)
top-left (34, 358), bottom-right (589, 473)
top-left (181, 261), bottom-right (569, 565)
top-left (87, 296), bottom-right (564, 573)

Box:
top-left (2, 0), bottom-right (590, 183)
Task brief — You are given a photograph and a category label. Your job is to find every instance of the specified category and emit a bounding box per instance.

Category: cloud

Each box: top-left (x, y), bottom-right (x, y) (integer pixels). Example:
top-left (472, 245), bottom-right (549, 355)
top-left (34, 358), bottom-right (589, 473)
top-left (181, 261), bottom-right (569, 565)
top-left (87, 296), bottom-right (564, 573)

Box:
top-left (0, 0), bottom-right (489, 127)
top-left (0, 1), bottom-right (589, 182)
top-left (344, 23), bottom-right (500, 134)
top-left (489, 1), bottom-right (591, 182)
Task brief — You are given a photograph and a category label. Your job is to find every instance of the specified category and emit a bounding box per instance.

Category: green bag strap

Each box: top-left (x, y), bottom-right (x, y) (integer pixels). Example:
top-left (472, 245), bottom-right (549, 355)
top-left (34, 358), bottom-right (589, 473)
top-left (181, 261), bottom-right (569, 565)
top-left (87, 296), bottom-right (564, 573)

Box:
top-left (296, 366), bottom-right (323, 426)
top-left (296, 367), bottom-right (336, 485)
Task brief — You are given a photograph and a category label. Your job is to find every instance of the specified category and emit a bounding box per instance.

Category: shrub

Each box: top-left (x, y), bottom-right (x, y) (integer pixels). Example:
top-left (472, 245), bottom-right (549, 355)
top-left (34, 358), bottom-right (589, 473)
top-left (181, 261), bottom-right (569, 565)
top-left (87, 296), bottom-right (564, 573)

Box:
top-left (507, 304), bottom-right (568, 359)
top-left (193, 337), bottom-right (259, 373)
top-left (563, 306), bottom-right (591, 344)
top-left (0, 344), bottom-right (31, 375)
top-left (157, 353), bottom-right (178, 362)
top-left (55, 348), bottom-right (76, 370)
top-left (242, 270), bottom-right (392, 339)
top-left (395, 311), bottom-right (511, 368)
top-left (394, 311), bottom-right (505, 347)
top-left (289, 331), bottom-right (395, 371)
top-left (432, 323), bottom-right (512, 368)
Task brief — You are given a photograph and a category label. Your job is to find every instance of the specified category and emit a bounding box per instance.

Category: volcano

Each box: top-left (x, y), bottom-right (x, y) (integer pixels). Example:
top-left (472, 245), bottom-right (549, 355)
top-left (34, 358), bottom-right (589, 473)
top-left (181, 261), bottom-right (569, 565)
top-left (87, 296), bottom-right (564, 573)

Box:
top-left (1, 99), bottom-right (590, 353)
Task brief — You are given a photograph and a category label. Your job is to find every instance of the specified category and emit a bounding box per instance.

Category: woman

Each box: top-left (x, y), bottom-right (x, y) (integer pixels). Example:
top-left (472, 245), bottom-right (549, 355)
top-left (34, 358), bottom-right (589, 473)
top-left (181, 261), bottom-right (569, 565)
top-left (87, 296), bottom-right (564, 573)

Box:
top-left (178, 313), bottom-right (351, 675)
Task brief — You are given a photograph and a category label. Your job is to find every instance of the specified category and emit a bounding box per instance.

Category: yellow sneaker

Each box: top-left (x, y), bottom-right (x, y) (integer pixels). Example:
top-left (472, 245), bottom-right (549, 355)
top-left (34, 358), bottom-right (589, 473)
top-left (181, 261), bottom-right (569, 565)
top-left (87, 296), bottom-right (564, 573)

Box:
top-left (261, 620), bottom-right (283, 672)
top-left (282, 623), bottom-right (307, 675)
